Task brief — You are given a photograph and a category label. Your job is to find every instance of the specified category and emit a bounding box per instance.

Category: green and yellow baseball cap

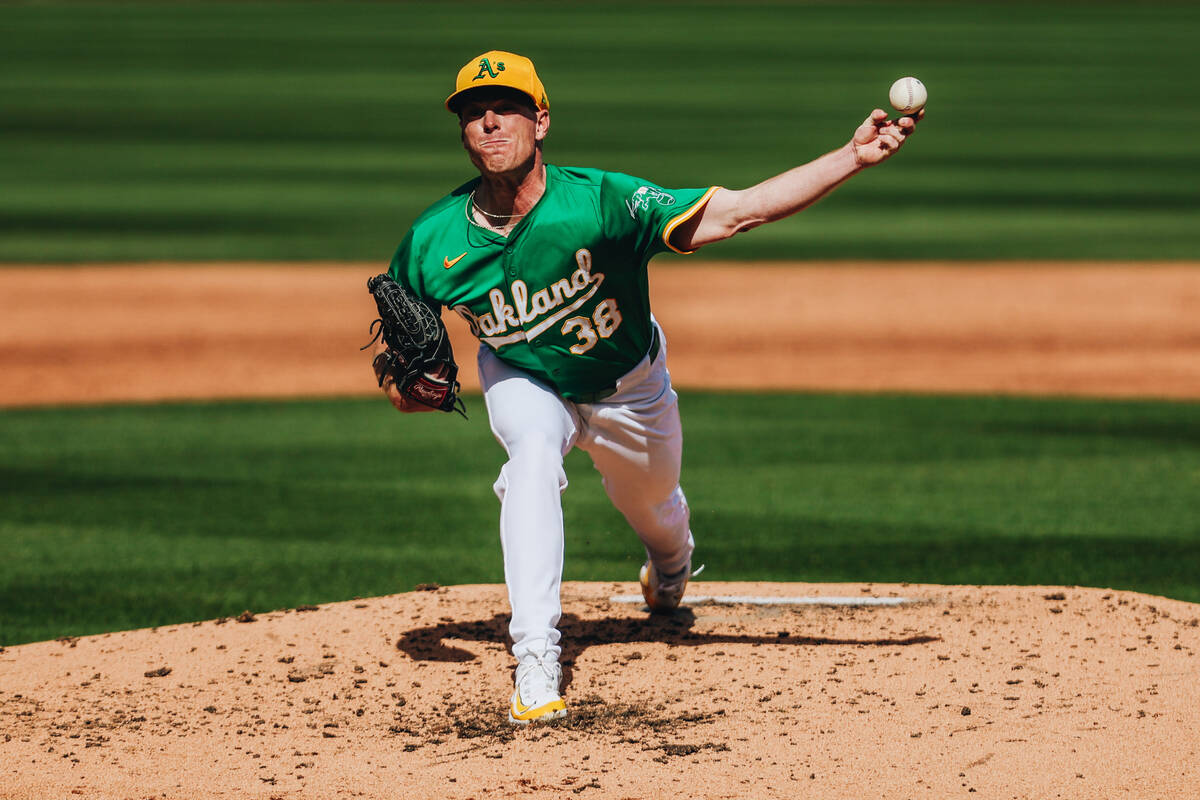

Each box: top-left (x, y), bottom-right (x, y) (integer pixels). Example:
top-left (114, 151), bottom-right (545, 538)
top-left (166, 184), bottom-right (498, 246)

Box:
top-left (445, 50), bottom-right (549, 113)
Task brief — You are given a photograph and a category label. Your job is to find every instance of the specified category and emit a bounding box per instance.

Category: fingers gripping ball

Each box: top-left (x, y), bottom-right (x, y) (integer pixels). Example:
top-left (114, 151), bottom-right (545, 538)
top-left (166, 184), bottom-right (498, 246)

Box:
top-left (363, 273), bottom-right (467, 417)
top-left (888, 76), bottom-right (927, 115)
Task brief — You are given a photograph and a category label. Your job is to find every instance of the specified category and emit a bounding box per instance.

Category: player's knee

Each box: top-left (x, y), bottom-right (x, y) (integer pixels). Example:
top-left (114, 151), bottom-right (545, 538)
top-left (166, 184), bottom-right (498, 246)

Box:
top-left (509, 432), bottom-right (565, 467)
top-left (651, 486), bottom-right (690, 532)
top-left (507, 444), bottom-right (566, 485)
top-left (494, 436), bottom-right (568, 500)
top-left (613, 484), bottom-right (690, 539)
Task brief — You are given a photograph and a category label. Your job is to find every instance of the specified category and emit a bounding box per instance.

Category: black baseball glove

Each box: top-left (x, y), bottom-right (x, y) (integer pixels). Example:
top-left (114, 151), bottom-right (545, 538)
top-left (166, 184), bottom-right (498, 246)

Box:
top-left (363, 273), bottom-right (467, 417)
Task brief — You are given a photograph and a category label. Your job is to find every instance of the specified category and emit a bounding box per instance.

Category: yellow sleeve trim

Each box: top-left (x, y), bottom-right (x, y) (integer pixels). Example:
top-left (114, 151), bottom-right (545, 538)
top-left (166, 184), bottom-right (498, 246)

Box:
top-left (662, 186), bottom-right (721, 255)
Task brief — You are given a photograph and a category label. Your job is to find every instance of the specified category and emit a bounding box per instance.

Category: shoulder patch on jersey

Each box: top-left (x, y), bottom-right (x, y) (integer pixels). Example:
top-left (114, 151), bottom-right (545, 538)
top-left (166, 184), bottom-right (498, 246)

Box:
top-left (626, 186), bottom-right (676, 219)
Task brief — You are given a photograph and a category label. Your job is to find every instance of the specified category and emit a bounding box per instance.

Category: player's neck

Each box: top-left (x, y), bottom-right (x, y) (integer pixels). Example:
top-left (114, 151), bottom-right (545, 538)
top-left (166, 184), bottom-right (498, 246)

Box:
top-left (474, 159), bottom-right (546, 221)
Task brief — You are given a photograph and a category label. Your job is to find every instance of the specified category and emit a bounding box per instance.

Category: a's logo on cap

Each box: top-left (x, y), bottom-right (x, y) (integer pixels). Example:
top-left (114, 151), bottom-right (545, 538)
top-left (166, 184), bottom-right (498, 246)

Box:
top-left (472, 58), bottom-right (506, 81)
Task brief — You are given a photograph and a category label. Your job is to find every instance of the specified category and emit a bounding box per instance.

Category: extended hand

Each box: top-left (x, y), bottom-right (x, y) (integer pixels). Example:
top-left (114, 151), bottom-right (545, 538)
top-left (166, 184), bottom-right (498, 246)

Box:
top-left (851, 108), bottom-right (922, 168)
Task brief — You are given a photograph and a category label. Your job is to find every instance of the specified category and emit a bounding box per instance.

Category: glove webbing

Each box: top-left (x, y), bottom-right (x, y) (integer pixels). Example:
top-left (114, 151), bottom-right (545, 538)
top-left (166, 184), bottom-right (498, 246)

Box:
top-left (362, 274), bottom-right (467, 418)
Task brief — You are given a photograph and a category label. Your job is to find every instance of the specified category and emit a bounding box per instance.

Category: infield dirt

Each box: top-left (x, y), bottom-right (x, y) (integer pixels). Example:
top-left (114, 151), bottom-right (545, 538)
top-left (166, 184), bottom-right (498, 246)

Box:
top-left (2, 262), bottom-right (1200, 405)
top-left (4, 263), bottom-right (1200, 798)
top-left (2, 583), bottom-right (1198, 799)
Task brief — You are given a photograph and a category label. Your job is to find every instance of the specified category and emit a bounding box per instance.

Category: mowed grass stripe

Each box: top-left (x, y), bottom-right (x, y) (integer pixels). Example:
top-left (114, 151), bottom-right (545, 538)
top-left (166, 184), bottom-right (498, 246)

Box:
top-left (1, 2), bottom-right (1197, 261)
top-left (2, 391), bottom-right (1199, 645)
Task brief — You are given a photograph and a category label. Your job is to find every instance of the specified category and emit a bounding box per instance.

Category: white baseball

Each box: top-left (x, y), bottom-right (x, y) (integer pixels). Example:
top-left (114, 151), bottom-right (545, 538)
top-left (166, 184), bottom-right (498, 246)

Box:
top-left (888, 76), bottom-right (927, 115)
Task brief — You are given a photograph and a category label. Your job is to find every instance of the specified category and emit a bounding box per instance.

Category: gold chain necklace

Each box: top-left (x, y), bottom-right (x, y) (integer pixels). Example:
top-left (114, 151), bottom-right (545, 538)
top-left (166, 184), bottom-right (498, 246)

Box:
top-left (468, 189), bottom-right (526, 224)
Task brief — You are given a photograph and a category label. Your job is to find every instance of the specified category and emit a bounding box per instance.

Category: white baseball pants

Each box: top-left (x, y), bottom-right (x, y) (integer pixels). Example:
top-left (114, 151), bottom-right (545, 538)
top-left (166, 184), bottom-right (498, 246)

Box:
top-left (478, 321), bottom-right (694, 662)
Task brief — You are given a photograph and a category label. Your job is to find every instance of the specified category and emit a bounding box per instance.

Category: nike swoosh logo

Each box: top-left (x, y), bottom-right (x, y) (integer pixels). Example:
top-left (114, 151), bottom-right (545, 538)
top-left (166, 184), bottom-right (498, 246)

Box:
top-left (509, 691), bottom-right (566, 721)
top-left (443, 252), bottom-right (467, 269)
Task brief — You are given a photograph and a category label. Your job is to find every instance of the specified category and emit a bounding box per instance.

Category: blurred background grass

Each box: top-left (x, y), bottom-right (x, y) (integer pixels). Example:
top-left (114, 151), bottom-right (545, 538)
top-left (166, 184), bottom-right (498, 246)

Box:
top-left (3, 393), bottom-right (1200, 645)
top-left (2, 0), bottom-right (1198, 262)
top-left (3, 2), bottom-right (1200, 644)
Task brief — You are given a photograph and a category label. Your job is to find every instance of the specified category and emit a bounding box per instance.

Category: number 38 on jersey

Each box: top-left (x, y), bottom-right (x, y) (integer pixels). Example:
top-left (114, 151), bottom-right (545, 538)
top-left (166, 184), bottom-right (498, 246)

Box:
top-left (562, 298), bottom-right (623, 355)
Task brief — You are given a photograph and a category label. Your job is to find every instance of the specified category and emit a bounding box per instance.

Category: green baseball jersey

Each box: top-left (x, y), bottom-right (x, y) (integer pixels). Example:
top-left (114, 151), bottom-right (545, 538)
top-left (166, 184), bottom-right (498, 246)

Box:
top-left (388, 164), bottom-right (716, 401)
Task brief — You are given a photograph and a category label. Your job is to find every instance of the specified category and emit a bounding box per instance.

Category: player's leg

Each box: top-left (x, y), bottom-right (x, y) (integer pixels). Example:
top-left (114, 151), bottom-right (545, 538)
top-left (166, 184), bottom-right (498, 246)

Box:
top-left (478, 346), bottom-right (577, 722)
top-left (575, 324), bottom-right (695, 606)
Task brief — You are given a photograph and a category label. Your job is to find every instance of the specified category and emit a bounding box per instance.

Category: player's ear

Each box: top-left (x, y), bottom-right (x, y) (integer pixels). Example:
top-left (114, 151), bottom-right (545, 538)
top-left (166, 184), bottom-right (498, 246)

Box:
top-left (457, 110), bottom-right (469, 146)
top-left (534, 109), bottom-right (550, 142)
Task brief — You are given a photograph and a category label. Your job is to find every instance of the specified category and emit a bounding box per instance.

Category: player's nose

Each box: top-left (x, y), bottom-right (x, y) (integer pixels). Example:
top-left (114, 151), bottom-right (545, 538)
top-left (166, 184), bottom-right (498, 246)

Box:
top-left (482, 109), bottom-right (501, 131)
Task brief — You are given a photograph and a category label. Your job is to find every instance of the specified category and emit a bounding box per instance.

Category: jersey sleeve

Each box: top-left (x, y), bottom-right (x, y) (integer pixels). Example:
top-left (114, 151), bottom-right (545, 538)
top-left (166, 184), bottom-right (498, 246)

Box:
top-left (386, 229), bottom-right (441, 313)
top-left (600, 171), bottom-right (719, 259)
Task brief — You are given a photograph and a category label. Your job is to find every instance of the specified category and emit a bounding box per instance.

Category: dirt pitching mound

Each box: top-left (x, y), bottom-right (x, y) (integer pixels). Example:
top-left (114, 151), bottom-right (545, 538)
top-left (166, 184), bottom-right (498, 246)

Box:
top-left (2, 582), bottom-right (1197, 799)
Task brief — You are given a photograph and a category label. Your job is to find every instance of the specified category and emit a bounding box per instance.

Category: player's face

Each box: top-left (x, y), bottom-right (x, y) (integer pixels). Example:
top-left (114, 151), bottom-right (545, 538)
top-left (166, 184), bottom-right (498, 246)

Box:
top-left (458, 90), bottom-right (549, 178)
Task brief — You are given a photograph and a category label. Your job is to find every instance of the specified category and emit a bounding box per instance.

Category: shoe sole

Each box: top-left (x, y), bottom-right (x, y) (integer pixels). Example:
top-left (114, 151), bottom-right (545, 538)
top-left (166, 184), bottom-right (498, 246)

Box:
top-left (639, 562), bottom-right (686, 613)
top-left (507, 699), bottom-right (567, 725)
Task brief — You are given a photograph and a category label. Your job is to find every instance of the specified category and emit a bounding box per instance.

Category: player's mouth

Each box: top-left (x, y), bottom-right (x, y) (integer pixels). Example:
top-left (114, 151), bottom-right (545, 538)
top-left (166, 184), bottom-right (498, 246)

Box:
top-left (479, 138), bottom-right (509, 149)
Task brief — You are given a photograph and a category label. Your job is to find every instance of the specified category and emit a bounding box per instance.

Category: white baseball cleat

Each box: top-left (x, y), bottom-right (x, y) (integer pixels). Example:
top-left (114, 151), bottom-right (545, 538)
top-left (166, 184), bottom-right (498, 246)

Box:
top-left (639, 560), bottom-right (703, 613)
top-left (507, 651), bottom-right (567, 725)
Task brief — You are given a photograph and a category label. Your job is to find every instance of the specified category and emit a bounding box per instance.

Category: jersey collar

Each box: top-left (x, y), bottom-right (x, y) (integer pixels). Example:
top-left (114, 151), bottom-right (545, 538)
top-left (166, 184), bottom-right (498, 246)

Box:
top-left (464, 164), bottom-right (553, 244)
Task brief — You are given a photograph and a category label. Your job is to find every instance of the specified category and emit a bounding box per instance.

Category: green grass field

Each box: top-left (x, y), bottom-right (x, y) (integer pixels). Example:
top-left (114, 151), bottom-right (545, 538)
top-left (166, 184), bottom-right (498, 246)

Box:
top-left (2, 1), bottom-right (1198, 261)
top-left (3, 2), bottom-right (1198, 646)
top-left (3, 392), bottom-right (1199, 646)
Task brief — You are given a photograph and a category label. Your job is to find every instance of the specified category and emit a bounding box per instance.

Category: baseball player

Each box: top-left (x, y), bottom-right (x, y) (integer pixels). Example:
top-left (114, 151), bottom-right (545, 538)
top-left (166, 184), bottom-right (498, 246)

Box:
top-left (376, 50), bottom-right (920, 724)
